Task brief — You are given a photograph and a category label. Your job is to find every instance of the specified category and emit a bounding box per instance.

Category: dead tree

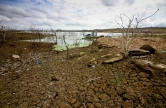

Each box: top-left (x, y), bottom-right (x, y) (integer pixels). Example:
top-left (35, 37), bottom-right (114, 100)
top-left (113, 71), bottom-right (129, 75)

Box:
top-left (50, 27), bottom-right (57, 44)
top-left (115, 9), bottom-right (159, 56)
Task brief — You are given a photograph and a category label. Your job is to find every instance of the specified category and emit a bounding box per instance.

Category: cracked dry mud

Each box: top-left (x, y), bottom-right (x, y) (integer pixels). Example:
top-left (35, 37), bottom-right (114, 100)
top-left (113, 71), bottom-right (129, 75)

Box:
top-left (0, 38), bottom-right (166, 108)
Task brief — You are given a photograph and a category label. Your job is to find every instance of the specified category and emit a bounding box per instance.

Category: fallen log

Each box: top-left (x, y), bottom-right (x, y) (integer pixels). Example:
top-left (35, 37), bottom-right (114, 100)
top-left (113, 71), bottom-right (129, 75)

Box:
top-left (129, 49), bottom-right (150, 56)
top-left (132, 59), bottom-right (155, 79)
top-left (132, 59), bottom-right (166, 79)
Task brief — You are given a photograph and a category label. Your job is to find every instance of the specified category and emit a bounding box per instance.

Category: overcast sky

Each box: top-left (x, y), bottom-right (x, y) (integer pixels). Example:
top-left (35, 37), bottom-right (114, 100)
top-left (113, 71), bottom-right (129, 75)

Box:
top-left (0, 0), bottom-right (166, 30)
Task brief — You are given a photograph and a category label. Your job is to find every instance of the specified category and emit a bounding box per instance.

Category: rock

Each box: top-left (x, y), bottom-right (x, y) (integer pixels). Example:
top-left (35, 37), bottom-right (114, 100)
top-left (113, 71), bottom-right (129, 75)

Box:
top-left (102, 55), bottom-right (123, 64)
top-left (59, 103), bottom-right (71, 108)
top-left (98, 93), bottom-right (110, 101)
top-left (129, 49), bottom-right (150, 56)
top-left (69, 53), bottom-right (79, 58)
top-left (140, 44), bottom-right (156, 54)
top-left (88, 58), bottom-right (97, 67)
top-left (51, 76), bottom-right (59, 81)
top-left (79, 52), bottom-right (85, 56)
top-left (12, 54), bottom-right (20, 59)
top-left (19, 102), bottom-right (28, 108)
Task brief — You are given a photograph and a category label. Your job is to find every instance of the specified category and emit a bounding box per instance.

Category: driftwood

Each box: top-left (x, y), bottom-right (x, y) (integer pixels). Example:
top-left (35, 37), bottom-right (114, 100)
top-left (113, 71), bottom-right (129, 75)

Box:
top-left (132, 59), bottom-right (166, 78)
top-left (103, 56), bottom-right (123, 64)
top-left (132, 59), bottom-right (155, 78)
top-left (129, 49), bottom-right (150, 56)
top-left (101, 53), bottom-right (112, 58)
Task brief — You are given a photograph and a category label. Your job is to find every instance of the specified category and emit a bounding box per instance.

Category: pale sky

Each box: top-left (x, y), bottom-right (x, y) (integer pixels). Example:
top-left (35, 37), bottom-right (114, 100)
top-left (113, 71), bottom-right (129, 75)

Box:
top-left (0, 0), bottom-right (166, 30)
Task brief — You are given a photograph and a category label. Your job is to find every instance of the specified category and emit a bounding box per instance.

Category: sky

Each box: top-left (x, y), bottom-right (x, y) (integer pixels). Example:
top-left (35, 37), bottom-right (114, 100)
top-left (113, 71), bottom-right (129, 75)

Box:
top-left (0, 0), bottom-right (166, 30)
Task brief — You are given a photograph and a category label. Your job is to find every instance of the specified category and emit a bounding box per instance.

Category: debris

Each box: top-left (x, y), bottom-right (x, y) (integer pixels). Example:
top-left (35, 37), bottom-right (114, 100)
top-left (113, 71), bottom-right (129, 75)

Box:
top-left (101, 53), bottom-right (112, 58)
top-left (88, 58), bottom-right (97, 67)
top-left (36, 61), bottom-right (41, 65)
top-left (102, 55), bottom-right (123, 64)
top-left (140, 44), bottom-right (156, 54)
top-left (129, 49), bottom-right (150, 56)
top-left (132, 59), bottom-right (155, 78)
top-left (79, 52), bottom-right (85, 56)
top-left (12, 54), bottom-right (20, 59)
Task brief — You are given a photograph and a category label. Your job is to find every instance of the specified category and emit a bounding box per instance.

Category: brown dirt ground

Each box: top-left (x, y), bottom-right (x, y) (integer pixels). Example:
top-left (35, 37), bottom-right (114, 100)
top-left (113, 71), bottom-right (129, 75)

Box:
top-left (0, 37), bottom-right (166, 108)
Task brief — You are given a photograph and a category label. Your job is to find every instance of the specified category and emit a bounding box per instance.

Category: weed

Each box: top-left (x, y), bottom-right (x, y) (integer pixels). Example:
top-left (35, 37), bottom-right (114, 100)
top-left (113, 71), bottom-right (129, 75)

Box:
top-left (113, 75), bottom-right (121, 85)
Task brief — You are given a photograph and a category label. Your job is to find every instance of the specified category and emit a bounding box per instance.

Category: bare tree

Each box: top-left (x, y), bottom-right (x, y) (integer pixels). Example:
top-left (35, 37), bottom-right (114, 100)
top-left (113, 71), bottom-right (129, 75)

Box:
top-left (115, 9), bottom-right (159, 56)
top-left (50, 27), bottom-right (57, 44)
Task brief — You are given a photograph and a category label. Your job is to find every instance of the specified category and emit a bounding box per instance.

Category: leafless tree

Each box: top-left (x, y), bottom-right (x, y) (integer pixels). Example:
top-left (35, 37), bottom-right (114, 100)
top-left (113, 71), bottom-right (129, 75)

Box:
top-left (50, 27), bottom-right (57, 44)
top-left (115, 9), bottom-right (159, 56)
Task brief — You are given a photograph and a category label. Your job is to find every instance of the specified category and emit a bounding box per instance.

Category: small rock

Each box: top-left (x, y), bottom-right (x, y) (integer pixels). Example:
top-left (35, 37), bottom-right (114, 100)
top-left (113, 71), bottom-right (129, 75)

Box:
top-left (12, 54), bottom-right (20, 59)
top-left (51, 76), bottom-right (59, 81)
top-left (79, 52), bottom-right (85, 56)
top-left (88, 58), bottom-right (97, 67)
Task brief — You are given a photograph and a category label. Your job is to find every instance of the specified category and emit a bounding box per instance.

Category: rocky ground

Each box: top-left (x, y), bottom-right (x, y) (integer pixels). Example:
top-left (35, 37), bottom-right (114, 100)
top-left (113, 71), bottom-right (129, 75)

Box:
top-left (0, 37), bottom-right (166, 108)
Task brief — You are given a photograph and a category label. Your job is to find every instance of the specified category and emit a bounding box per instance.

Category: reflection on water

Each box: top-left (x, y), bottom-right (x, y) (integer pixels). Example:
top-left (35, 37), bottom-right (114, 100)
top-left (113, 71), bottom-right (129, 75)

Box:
top-left (30, 32), bottom-right (122, 50)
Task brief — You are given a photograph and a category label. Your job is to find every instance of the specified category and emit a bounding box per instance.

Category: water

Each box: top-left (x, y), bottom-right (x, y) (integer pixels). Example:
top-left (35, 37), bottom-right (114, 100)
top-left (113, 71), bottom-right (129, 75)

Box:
top-left (30, 32), bottom-right (122, 51)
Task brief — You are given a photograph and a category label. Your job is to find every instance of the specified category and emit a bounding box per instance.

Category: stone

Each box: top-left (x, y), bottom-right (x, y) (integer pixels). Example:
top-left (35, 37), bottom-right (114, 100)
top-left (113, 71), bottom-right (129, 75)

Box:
top-left (12, 54), bottom-right (20, 59)
top-left (79, 52), bottom-right (85, 56)
top-left (102, 55), bottom-right (123, 64)
top-left (88, 58), bottom-right (97, 67)
top-left (51, 76), bottom-right (59, 81)
top-left (98, 93), bottom-right (110, 101)
top-left (19, 102), bottom-right (28, 108)
top-left (140, 44), bottom-right (156, 54)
